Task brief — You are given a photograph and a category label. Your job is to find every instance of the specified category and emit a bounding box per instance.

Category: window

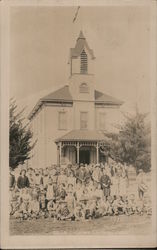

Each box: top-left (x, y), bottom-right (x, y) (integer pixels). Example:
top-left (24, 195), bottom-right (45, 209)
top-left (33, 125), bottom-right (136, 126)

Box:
top-left (79, 83), bottom-right (89, 93)
top-left (99, 113), bottom-right (106, 130)
top-left (58, 111), bottom-right (67, 130)
top-left (80, 49), bottom-right (88, 74)
top-left (80, 112), bottom-right (88, 129)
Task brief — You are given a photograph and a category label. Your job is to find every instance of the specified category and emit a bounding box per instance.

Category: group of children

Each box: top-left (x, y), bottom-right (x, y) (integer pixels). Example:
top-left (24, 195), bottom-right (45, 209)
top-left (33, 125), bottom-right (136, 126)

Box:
top-left (9, 163), bottom-right (152, 222)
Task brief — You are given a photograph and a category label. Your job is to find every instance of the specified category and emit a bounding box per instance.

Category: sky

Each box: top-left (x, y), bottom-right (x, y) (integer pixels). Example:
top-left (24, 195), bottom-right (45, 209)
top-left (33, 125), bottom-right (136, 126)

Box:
top-left (10, 5), bottom-right (151, 117)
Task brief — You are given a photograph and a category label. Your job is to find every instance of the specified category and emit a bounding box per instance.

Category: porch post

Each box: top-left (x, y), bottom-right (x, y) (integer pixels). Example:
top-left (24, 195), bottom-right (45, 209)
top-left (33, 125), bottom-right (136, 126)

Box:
top-left (57, 143), bottom-right (60, 165)
top-left (59, 142), bottom-right (62, 165)
top-left (96, 142), bottom-right (99, 164)
top-left (77, 142), bottom-right (79, 164)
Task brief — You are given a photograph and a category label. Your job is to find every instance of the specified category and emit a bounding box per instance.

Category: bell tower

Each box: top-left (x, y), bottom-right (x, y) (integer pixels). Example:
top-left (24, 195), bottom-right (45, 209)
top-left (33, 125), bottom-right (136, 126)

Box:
top-left (69, 31), bottom-right (96, 101)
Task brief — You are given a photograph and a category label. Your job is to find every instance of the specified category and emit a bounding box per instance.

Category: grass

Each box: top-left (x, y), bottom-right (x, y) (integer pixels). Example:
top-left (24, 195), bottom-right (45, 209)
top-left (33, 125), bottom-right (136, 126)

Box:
top-left (10, 214), bottom-right (152, 235)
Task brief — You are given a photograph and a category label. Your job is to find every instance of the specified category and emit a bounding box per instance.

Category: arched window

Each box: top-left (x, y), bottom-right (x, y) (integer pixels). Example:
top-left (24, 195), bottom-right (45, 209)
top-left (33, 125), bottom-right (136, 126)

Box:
top-left (79, 83), bottom-right (89, 93)
top-left (80, 49), bottom-right (88, 74)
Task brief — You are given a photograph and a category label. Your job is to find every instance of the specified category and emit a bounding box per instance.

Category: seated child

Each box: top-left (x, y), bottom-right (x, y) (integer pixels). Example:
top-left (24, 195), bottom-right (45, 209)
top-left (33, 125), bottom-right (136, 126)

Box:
top-left (136, 198), bottom-right (144, 215)
top-left (74, 202), bottom-right (85, 221)
top-left (84, 199), bottom-right (96, 220)
top-left (47, 199), bottom-right (58, 219)
top-left (95, 197), bottom-right (108, 217)
top-left (127, 194), bottom-right (136, 214)
top-left (56, 201), bottom-right (73, 221)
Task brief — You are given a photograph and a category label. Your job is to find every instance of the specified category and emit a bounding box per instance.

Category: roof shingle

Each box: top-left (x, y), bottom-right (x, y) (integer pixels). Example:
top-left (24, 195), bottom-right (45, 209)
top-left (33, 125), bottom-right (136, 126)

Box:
top-left (55, 129), bottom-right (109, 142)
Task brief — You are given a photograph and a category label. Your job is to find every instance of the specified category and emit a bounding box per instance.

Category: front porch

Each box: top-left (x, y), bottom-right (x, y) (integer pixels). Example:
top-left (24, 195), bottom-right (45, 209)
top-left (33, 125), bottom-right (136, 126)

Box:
top-left (55, 130), bottom-right (110, 165)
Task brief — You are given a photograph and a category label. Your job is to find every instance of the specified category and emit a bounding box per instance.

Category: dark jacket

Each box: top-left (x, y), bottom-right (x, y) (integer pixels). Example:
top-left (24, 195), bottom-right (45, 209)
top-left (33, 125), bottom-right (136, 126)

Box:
top-left (9, 173), bottom-right (15, 189)
top-left (17, 175), bottom-right (30, 189)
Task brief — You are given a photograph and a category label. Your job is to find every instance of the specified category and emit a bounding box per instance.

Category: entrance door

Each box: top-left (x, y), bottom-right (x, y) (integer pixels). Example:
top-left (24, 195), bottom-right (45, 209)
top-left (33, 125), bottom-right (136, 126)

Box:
top-left (79, 150), bottom-right (90, 164)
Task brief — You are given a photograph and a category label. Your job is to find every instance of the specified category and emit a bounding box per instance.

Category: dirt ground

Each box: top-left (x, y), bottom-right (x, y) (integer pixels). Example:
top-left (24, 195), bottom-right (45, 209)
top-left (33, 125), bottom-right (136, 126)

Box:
top-left (10, 214), bottom-right (152, 235)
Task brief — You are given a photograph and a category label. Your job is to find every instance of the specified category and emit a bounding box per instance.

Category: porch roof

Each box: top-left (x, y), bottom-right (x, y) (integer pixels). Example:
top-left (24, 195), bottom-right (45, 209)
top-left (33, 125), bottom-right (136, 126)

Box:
top-left (55, 129), bottom-right (109, 143)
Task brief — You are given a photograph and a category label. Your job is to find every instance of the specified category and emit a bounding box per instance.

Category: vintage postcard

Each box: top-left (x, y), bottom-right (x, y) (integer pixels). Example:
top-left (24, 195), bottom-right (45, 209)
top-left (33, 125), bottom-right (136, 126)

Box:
top-left (0, 0), bottom-right (156, 248)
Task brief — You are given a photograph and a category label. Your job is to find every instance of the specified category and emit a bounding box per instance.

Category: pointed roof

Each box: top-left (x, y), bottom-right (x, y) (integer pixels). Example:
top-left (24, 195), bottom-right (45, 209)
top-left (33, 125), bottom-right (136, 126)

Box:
top-left (41, 85), bottom-right (72, 102)
top-left (70, 31), bottom-right (95, 59)
top-left (28, 85), bottom-right (123, 120)
top-left (95, 90), bottom-right (123, 105)
top-left (77, 30), bottom-right (85, 40)
top-left (55, 129), bottom-right (110, 142)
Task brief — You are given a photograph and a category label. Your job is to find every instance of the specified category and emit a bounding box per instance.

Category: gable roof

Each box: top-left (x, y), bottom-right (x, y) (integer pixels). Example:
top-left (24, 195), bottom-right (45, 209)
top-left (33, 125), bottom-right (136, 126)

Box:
top-left (70, 31), bottom-right (95, 59)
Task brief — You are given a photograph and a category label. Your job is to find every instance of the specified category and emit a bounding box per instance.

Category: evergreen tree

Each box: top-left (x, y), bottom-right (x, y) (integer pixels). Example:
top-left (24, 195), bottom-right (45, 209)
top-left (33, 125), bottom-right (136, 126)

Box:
top-left (106, 110), bottom-right (151, 172)
top-left (9, 99), bottom-right (35, 170)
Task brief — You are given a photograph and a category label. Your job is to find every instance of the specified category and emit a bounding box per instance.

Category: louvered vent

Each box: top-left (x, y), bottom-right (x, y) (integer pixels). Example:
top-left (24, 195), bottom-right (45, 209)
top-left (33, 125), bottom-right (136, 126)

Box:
top-left (80, 49), bottom-right (88, 74)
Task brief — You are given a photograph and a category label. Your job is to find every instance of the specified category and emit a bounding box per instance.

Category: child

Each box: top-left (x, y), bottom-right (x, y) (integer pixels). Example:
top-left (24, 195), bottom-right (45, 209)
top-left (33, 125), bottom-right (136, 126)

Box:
top-left (67, 170), bottom-right (76, 188)
top-left (95, 183), bottom-right (104, 200)
top-left (28, 189), bottom-right (40, 219)
top-left (57, 168), bottom-right (67, 186)
top-left (10, 188), bottom-right (21, 216)
top-left (39, 185), bottom-right (46, 217)
top-left (95, 197), bottom-right (107, 217)
top-left (110, 172), bottom-right (119, 197)
top-left (74, 202), bottom-right (85, 221)
top-left (56, 183), bottom-right (67, 201)
top-left (42, 170), bottom-right (50, 189)
top-left (19, 188), bottom-right (31, 220)
top-left (106, 196), bottom-right (113, 215)
top-left (136, 198), bottom-right (144, 215)
top-left (86, 198), bottom-right (97, 219)
top-left (127, 194), bottom-right (136, 214)
top-left (47, 200), bottom-right (58, 219)
top-left (46, 179), bottom-right (55, 205)
top-left (65, 183), bottom-right (75, 212)
top-left (143, 196), bottom-right (152, 215)
top-left (56, 201), bottom-right (73, 221)
top-left (75, 180), bottom-right (84, 202)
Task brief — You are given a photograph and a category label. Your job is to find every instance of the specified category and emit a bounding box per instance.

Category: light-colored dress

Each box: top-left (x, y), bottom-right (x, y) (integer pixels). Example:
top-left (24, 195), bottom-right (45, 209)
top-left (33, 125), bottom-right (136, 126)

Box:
top-left (111, 175), bottom-right (119, 196)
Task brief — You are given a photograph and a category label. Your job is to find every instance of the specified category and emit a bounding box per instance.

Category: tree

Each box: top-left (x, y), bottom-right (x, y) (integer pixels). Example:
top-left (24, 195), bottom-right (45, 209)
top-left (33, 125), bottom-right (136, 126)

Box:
top-left (9, 99), bottom-right (35, 170)
top-left (105, 110), bottom-right (151, 172)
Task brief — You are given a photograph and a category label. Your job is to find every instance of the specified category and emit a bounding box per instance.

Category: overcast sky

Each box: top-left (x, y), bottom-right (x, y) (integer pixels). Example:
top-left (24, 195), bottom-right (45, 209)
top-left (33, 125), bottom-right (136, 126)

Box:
top-left (10, 5), bottom-right (151, 116)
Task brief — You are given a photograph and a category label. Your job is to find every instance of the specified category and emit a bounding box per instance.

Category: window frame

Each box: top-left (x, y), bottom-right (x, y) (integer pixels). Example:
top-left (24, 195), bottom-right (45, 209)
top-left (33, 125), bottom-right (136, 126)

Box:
top-left (80, 49), bottom-right (88, 74)
top-left (79, 83), bottom-right (89, 93)
top-left (99, 112), bottom-right (106, 131)
top-left (80, 111), bottom-right (88, 130)
top-left (58, 111), bottom-right (67, 130)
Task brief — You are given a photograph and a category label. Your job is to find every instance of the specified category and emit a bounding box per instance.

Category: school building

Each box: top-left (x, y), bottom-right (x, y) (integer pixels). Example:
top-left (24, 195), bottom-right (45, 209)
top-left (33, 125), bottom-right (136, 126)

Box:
top-left (28, 31), bottom-right (123, 168)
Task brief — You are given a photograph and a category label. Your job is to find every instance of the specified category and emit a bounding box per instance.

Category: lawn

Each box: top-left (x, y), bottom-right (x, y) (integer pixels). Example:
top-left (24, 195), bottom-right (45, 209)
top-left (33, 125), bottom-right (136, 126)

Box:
top-left (10, 214), bottom-right (152, 235)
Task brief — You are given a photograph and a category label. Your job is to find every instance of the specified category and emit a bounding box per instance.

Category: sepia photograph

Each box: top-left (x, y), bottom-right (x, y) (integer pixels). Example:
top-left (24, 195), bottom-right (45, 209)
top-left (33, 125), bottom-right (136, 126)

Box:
top-left (0, 0), bottom-right (156, 248)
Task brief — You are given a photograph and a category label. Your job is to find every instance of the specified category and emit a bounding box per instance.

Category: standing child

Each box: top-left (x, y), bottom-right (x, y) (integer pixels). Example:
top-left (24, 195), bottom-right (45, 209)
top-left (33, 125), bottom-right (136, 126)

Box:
top-left (39, 185), bottom-right (46, 217)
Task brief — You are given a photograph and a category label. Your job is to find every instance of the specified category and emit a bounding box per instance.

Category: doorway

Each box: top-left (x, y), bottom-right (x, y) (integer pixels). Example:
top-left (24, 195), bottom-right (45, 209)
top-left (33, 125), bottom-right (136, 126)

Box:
top-left (79, 150), bottom-right (90, 164)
